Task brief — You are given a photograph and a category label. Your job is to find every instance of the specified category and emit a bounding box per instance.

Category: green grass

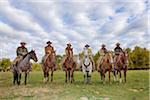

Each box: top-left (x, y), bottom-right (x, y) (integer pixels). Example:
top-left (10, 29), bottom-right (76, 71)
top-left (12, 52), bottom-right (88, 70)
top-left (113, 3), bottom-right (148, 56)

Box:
top-left (0, 70), bottom-right (149, 100)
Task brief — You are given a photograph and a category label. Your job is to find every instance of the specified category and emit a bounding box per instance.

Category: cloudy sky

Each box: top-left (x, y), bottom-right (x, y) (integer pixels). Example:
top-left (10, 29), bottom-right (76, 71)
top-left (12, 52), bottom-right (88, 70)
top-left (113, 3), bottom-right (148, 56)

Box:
top-left (0, 0), bottom-right (149, 60)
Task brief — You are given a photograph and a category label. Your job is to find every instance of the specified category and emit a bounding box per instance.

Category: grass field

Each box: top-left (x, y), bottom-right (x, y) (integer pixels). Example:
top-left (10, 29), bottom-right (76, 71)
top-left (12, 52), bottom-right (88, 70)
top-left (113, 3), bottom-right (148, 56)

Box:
top-left (0, 70), bottom-right (149, 100)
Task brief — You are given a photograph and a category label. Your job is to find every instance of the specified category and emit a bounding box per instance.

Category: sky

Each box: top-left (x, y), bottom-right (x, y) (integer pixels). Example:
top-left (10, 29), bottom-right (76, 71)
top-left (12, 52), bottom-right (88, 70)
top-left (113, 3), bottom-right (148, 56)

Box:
top-left (0, 0), bottom-right (149, 61)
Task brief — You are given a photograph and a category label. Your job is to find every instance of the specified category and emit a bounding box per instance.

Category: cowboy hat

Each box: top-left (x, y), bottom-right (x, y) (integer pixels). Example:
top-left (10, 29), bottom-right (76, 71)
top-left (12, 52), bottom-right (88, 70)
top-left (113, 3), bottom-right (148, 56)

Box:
top-left (67, 43), bottom-right (71, 46)
top-left (85, 44), bottom-right (90, 48)
top-left (116, 42), bottom-right (120, 46)
top-left (20, 42), bottom-right (26, 45)
top-left (101, 44), bottom-right (105, 47)
top-left (47, 41), bottom-right (52, 44)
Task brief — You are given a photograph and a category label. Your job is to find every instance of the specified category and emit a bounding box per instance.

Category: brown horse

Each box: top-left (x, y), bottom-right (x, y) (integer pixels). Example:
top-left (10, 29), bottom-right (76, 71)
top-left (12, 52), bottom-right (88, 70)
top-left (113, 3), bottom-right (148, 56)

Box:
top-left (113, 52), bottom-right (128, 83)
top-left (63, 50), bottom-right (76, 83)
top-left (97, 52), bottom-right (113, 83)
top-left (42, 50), bottom-right (56, 83)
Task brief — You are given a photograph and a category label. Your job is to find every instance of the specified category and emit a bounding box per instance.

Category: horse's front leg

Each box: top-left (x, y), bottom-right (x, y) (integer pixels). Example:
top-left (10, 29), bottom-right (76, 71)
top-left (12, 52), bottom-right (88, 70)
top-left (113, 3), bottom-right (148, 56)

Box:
top-left (17, 72), bottom-right (21, 85)
top-left (13, 70), bottom-right (17, 85)
top-left (71, 69), bottom-right (74, 83)
top-left (24, 72), bottom-right (27, 85)
top-left (83, 70), bottom-right (86, 83)
top-left (108, 70), bottom-right (111, 83)
top-left (51, 69), bottom-right (54, 82)
top-left (124, 69), bottom-right (127, 83)
top-left (119, 71), bottom-right (122, 83)
top-left (65, 70), bottom-right (68, 83)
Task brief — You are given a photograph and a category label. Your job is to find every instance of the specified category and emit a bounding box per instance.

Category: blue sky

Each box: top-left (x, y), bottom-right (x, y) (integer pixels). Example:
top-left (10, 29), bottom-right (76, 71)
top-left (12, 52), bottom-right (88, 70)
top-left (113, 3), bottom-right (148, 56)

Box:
top-left (0, 0), bottom-right (149, 60)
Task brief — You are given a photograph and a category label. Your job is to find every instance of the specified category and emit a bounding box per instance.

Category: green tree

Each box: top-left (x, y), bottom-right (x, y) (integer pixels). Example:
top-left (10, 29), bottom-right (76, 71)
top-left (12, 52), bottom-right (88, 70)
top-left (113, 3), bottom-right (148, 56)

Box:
top-left (0, 58), bottom-right (11, 71)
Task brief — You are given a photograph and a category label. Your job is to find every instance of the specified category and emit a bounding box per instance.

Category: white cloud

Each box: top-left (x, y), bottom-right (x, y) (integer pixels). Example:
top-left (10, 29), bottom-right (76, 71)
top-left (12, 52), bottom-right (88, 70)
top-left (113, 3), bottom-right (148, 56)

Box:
top-left (0, 0), bottom-right (148, 60)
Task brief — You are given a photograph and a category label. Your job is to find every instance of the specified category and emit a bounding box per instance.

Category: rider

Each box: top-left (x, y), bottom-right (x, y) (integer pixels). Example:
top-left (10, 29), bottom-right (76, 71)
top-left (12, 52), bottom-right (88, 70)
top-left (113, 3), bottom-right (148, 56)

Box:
top-left (43, 41), bottom-right (54, 63)
top-left (13, 42), bottom-right (28, 66)
top-left (97, 44), bottom-right (108, 70)
top-left (114, 42), bottom-right (123, 65)
top-left (65, 43), bottom-right (73, 58)
top-left (83, 44), bottom-right (95, 70)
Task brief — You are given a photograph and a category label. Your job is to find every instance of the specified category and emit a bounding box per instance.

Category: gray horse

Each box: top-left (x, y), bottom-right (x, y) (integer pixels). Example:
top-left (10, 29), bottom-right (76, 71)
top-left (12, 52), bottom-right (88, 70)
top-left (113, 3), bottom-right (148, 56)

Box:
top-left (12, 50), bottom-right (38, 85)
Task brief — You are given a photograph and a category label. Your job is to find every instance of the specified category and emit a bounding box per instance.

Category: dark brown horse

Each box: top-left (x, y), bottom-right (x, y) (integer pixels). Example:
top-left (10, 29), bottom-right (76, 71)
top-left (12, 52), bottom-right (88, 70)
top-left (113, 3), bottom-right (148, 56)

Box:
top-left (113, 52), bottom-right (128, 83)
top-left (42, 50), bottom-right (56, 83)
top-left (97, 52), bottom-right (113, 83)
top-left (63, 49), bottom-right (76, 83)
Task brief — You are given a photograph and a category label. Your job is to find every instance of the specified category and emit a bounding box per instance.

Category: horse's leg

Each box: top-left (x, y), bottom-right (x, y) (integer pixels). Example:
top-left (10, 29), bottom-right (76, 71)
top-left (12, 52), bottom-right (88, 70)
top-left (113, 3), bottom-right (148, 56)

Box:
top-left (113, 70), bottom-right (117, 82)
top-left (65, 70), bottom-right (68, 83)
top-left (47, 71), bottom-right (49, 82)
top-left (17, 72), bottom-right (21, 85)
top-left (51, 69), bottom-right (53, 82)
top-left (68, 70), bottom-right (71, 82)
top-left (71, 69), bottom-right (74, 83)
top-left (88, 72), bottom-right (91, 84)
top-left (13, 70), bottom-right (17, 85)
top-left (108, 70), bottom-right (111, 83)
top-left (25, 72), bottom-right (27, 85)
top-left (43, 71), bottom-right (47, 82)
top-left (119, 71), bottom-right (122, 83)
top-left (103, 72), bottom-right (106, 84)
top-left (124, 69), bottom-right (127, 83)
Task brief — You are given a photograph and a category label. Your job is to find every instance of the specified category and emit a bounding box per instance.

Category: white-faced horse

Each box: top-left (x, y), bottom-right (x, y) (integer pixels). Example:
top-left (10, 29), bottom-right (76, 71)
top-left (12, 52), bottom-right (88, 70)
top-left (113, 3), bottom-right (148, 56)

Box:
top-left (82, 49), bottom-right (93, 83)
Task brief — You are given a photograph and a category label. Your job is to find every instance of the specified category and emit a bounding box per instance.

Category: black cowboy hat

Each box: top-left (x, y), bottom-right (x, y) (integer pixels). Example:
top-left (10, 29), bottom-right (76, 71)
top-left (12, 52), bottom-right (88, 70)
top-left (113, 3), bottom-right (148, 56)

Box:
top-left (20, 42), bottom-right (26, 45)
top-left (116, 42), bottom-right (120, 46)
top-left (67, 43), bottom-right (71, 46)
top-left (47, 41), bottom-right (52, 44)
top-left (85, 44), bottom-right (90, 47)
top-left (101, 44), bottom-right (105, 47)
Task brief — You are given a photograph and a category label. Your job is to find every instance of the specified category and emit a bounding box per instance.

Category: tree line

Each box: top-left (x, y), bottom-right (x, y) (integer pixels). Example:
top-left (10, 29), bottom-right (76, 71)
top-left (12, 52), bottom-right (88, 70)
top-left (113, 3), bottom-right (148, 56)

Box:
top-left (0, 46), bottom-right (149, 71)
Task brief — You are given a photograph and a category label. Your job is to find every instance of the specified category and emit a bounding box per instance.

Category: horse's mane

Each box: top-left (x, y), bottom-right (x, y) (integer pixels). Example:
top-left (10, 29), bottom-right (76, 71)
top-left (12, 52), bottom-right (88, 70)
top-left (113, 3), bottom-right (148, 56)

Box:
top-left (22, 51), bottom-right (33, 59)
top-left (22, 53), bottom-right (29, 59)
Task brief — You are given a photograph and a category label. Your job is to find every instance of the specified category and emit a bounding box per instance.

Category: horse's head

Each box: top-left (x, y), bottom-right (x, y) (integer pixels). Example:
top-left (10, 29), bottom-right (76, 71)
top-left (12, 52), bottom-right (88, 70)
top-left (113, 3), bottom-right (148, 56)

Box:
top-left (29, 50), bottom-right (38, 62)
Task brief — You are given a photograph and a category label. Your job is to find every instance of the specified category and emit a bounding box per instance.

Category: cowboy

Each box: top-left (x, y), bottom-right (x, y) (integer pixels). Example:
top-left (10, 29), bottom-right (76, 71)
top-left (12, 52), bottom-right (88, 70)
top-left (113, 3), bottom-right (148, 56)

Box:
top-left (62, 43), bottom-right (73, 70)
top-left (83, 44), bottom-right (95, 70)
top-left (13, 42), bottom-right (28, 66)
top-left (114, 42), bottom-right (124, 65)
top-left (65, 43), bottom-right (73, 58)
top-left (43, 41), bottom-right (54, 62)
top-left (97, 44), bottom-right (108, 69)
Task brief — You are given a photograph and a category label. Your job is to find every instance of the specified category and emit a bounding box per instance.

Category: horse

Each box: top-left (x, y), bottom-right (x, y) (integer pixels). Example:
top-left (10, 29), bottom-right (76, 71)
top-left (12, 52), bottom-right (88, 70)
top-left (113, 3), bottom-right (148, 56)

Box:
top-left (82, 53), bottom-right (93, 84)
top-left (113, 52), bottom-right (128, 83)
top-left (41, 50), bottom-right (56, 83)
top-left (97, 52), bottom-right (113, 83)
top-left (12, 50), bottom-right (38, 85)
top-left (63, 50), bottom-right (76, 83)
